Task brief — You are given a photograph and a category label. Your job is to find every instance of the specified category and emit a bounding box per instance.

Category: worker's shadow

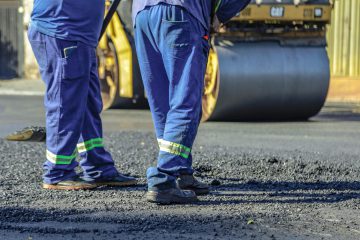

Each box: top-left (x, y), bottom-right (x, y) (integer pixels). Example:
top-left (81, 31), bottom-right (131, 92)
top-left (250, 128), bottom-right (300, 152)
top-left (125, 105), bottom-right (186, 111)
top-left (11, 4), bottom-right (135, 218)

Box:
top-left (196, 180), bottom-right (360, 205)
top-left (96, 184), bottom-right (147, 192)
top-left (94, 178), bottom-right (360, 206)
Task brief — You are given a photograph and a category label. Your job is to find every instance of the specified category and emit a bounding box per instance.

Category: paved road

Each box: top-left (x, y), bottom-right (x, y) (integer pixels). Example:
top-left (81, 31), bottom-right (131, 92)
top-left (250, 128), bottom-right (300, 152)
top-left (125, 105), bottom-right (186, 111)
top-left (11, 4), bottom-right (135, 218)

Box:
top-left (0, 95), bottom-right (360, 239)
top-left (1, 95), bottom-right (360, 164)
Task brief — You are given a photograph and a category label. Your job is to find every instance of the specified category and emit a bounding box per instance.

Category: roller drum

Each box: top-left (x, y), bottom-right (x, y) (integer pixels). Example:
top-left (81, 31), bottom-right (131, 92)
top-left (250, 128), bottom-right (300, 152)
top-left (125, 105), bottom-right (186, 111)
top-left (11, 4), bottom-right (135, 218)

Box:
top-left (210, 41), bottom-right (330, 121)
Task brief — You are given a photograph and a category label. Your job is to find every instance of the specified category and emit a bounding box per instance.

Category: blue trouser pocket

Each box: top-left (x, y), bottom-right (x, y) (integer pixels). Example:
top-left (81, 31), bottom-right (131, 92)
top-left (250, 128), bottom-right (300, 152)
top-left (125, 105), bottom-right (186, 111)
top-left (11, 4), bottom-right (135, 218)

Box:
top-left (161, 19), bottom-right (190, 54)
top-left (60, 43), bottom-right (85, 80)
top-left (28, 28), bottom-right (117, 184)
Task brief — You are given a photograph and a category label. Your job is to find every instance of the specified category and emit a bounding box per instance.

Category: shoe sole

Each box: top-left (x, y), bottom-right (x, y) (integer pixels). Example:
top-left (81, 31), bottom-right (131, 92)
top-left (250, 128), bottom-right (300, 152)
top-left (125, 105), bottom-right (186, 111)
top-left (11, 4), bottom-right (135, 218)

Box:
top-left (96, 179), bottom-right (138, 187)
top-left (43, 183), bottom-right (98, 191)
top-left (146, 191), bottom-right (198, 204)
top-left (181, 187), bottom-right (210, 195)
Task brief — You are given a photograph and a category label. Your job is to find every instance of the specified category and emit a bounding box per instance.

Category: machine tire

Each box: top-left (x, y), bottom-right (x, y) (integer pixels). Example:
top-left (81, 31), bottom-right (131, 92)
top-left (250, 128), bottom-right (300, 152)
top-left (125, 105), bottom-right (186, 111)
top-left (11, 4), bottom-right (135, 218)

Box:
top-left (208, 40), bottom-right (330, 121)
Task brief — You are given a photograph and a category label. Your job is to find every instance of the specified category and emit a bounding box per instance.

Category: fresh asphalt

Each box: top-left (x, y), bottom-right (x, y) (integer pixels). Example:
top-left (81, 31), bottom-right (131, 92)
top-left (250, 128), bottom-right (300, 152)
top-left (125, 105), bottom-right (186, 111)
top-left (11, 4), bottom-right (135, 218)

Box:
top-left (0, 95), bottom-right (360, 239)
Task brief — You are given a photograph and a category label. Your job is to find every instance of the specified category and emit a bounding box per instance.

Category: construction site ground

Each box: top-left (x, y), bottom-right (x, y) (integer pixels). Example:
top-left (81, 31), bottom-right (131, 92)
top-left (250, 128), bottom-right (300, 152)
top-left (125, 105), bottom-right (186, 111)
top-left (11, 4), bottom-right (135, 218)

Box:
top-left (0, 94), bottom-right (360, 240)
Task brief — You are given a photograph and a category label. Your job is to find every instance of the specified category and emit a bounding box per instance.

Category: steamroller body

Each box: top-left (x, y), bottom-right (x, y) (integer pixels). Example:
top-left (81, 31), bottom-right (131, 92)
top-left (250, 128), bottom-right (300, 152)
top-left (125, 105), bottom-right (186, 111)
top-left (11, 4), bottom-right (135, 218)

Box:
top-left (95, 0), bottom-right (333, 121)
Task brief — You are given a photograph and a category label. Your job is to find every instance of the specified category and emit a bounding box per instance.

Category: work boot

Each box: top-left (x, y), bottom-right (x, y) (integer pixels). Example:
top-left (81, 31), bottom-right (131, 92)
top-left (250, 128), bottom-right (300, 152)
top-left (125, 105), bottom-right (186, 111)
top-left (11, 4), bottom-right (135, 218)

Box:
top-left (146, 186), bottom-right (198, 204)
top-left (43, 178), bottom-right (97, 190)
top-left (177, 174), bottom-right (210, 195)
top-left (93, 174), bottom-right (138, 187)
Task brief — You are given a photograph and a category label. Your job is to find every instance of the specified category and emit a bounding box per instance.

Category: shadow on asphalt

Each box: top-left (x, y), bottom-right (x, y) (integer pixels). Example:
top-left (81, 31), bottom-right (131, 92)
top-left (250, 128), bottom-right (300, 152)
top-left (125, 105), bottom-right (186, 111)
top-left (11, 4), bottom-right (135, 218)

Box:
top-left (218, 180), bottom-right (360, 191)
top-left (96, 184), bottom-right (147, 191)
top-left (315, 112), bottom-right (360, 122)
top-left (83, 181), bottom-right (360, 205)
top-left (84, 181), bottom-right (360, 206)
top-left (0, 206), bottom-right (253, 238)
top-left (194, 180), bottom-right (360, 205)
top-left (315, 103), bottom-right (360, 122)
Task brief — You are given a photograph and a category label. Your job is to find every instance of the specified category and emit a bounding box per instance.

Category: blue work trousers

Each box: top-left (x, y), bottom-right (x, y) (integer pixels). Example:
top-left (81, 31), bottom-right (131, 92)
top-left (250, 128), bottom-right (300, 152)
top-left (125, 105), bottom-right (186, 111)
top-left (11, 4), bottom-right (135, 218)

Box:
top-left (28, 27), bottom-right (118, 184)
top-left (134, 4), bottom-right (210, 190)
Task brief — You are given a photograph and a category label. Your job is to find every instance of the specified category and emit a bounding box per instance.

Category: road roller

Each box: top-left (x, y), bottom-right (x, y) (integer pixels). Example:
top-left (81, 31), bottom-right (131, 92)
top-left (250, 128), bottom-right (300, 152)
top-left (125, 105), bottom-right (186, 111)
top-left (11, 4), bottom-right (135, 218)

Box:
top-left (6, 0), bottom-right (333, 141)
top-left (98, 0), bottom-right (333, 121)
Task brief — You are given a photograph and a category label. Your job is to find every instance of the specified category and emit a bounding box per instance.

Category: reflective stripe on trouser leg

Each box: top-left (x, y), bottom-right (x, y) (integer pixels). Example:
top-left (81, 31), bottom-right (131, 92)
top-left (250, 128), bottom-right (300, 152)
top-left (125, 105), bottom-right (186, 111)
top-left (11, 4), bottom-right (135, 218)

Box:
top-left (158, 139), bottom-right (191, 159)
top-left (77, 53), bottom-right (118, 181)
top-left (46, 149), bottom-right (77, 165)
top-left (28, 28), bottom-right (91, 184)
top-left (77, 138), bottom-right (104, 153)
top-left (157, 6), bottom-right (207, 175)
top-left (135, 5), bottom-right (208, 190)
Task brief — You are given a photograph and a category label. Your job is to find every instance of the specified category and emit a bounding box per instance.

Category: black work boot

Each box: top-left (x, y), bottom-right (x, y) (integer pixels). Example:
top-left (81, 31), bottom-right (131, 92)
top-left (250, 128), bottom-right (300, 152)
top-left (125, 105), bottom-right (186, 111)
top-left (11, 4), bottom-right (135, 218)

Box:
top-left (177, 174), bottom-right (210, 195)
top-left (146, 185), bottom-right (198, 204)
top-left (93, 174), bottom-right (138, 187)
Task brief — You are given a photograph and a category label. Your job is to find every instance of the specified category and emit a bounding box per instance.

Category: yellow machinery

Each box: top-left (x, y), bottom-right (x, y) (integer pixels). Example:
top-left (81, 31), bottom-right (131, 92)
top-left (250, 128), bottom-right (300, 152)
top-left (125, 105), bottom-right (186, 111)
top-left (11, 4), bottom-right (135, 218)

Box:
top-left (97, 0), bottom-right (333, 121)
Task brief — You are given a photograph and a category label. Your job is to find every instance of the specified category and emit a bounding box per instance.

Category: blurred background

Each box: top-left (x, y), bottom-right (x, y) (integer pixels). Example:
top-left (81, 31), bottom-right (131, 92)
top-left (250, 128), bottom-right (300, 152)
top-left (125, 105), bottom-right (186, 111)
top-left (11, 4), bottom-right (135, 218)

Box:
top-left (0, 0), bottom-right (359, 118)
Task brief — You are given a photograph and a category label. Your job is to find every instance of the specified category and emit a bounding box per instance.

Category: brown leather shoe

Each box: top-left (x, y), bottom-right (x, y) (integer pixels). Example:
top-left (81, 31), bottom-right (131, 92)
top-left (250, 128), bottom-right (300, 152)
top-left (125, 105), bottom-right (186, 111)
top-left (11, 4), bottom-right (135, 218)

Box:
top-left (43, 179), bottom-right (98, 190)
top-left (177, 174), bottom-right (210, 195)
top-left (146, 186), bottom-right (198, 204)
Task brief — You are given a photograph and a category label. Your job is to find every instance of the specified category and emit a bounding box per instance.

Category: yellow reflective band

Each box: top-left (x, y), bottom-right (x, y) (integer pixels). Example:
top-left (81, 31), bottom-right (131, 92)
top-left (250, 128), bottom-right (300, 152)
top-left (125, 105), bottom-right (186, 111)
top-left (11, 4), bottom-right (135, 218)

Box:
top-left (46, 150), bottom-right (77, 165)
top-left (77, 138), bottom-right (104, 153)
top-left (157, 139), bottom-right (191, 159)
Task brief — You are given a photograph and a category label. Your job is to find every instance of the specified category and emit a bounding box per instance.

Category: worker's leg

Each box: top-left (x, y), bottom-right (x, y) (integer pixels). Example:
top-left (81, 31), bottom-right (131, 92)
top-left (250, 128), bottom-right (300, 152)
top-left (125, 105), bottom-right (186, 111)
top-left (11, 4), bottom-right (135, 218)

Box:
top-left (160, 10), bottom-right (208, 178)
top-left (28, 27), bottom-right (91, 184)
top-left (134, 9), bottom-right (170, 143)
top-left (158, 25), bottom-right (208, 184)
top-left (77, 50), bottom-right (119, 180)
top-left (137, 4), bottom-right (210, 190)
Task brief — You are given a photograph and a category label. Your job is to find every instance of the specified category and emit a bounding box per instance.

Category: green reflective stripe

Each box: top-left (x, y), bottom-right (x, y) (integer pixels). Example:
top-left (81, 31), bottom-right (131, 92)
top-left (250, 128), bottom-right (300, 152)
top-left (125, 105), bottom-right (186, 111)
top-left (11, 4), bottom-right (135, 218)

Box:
top-left (215, 0), bottom-right (222, 12)
top-left (82, 138), bottom-right (103, 145)
top-left (77, 138), bottom-right (104, 153)
top-left (46, 150), bottom-right (76, 165)
top-left (77, 144), bottom-right (104, 153)
top-left (158, 139), bottom-right (191, 153)
top-left (157, 139), bottom-right (191, 159)
top-left (159, 147), bottom-right (189, 159)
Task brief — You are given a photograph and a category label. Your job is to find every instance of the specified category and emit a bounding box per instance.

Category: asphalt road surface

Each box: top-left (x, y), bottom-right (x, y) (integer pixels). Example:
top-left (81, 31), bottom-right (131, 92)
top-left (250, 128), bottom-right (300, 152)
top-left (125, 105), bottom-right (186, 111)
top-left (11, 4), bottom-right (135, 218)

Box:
top-left (0, 95), bottom-right (360, 240)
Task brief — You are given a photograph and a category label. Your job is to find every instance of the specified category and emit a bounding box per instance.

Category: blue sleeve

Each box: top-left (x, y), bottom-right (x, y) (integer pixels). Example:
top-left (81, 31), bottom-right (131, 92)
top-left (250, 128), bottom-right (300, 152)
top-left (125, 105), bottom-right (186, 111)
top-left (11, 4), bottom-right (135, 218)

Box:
top-left (216, 0), bottom-right (251, 23)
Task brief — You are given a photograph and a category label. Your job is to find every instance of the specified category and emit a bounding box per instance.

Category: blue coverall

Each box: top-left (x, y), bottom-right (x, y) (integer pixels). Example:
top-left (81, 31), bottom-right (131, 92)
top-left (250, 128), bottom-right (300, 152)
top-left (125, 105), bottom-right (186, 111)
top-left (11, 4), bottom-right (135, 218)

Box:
top-left (29, 0), bottom-right (118, 184)
top-left (133, 0), bottom-right (250, 190)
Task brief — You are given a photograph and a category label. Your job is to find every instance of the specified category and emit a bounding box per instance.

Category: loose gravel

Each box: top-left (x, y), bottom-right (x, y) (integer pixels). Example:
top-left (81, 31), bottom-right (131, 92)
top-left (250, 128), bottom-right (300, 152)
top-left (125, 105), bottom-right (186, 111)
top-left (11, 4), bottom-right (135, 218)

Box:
top-left (1, 131), bottom-right (360, 240)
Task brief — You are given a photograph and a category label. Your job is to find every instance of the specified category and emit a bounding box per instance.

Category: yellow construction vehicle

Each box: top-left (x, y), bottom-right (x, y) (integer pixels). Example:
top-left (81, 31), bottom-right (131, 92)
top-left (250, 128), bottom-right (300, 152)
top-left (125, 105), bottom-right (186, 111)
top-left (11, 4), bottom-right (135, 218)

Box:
top-left (98, 0), bottom-right (333, 121)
